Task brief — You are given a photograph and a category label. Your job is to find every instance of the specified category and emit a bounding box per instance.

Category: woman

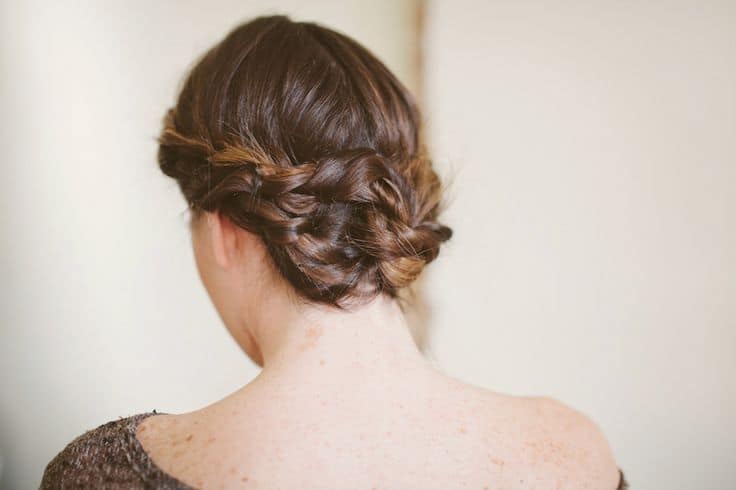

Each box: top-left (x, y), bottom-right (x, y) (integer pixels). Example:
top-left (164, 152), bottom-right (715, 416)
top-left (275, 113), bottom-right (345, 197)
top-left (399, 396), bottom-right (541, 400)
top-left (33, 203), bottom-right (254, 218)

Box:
top-left (41, 14), bottom-right (627, 489)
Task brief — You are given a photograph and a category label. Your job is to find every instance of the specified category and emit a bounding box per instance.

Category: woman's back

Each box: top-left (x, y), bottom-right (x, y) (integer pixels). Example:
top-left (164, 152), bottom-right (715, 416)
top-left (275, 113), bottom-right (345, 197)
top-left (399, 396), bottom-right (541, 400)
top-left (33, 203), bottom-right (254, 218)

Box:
top-left (132, 368), bottom-right (621, 489)
top-left (42, 365), bottom-right (624, 489)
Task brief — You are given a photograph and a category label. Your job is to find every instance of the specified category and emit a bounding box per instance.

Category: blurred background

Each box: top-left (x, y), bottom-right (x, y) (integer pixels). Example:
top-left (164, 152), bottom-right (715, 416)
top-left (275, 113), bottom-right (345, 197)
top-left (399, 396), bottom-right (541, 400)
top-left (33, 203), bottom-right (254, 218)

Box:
top-left (1, 1), bottom-right (734, 488)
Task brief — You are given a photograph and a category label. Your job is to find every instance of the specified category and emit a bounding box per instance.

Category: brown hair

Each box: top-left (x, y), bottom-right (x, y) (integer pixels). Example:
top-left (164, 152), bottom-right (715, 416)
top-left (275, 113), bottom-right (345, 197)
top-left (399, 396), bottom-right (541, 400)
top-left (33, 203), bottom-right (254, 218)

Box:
top-left (157, 14), bottom-right (452, 308)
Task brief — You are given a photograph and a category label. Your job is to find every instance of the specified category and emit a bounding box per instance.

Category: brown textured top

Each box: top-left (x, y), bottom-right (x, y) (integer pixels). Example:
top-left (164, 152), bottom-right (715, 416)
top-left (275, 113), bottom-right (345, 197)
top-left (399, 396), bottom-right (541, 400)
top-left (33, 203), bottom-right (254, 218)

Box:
top-left (40, 411), bottom-right (629, 489)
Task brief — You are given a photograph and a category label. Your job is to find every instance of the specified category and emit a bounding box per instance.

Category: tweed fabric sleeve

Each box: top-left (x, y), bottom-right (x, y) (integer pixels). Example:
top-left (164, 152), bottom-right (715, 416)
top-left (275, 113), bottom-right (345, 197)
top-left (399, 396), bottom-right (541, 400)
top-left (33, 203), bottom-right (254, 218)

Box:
top-left (39, 411), bottom-right (193, 490)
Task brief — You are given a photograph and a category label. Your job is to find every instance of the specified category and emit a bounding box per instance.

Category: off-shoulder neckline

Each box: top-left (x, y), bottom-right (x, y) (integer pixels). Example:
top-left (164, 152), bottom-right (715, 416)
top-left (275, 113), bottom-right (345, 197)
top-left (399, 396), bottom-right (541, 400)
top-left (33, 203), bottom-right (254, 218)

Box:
top-left (124, 411), bottom-right (195, 489)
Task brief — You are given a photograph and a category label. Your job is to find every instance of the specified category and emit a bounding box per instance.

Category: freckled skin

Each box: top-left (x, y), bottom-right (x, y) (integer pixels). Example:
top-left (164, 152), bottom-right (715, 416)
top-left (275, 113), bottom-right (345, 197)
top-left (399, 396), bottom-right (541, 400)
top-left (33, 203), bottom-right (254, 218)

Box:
top-left (489, 457), bottom-right (504, 466)
top-left (136, 375), bottom-right (619, 489)
top-left (298, 325), bottom-right (324, 352)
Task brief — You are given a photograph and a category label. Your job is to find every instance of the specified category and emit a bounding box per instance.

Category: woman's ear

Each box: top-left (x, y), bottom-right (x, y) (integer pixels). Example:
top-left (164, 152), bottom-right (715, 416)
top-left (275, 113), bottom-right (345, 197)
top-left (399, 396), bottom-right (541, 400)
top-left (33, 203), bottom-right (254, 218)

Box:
top-left (205, 210), bottom-right (241, 269)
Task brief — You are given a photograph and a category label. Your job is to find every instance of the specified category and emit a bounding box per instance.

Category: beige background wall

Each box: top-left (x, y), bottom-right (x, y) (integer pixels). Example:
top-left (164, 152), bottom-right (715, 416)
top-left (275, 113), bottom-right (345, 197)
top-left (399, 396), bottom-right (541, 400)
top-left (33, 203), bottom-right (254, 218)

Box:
top-left (1, 1), bottom-right (733, 489)
top-left (422, 1), bottom-right (735, 489)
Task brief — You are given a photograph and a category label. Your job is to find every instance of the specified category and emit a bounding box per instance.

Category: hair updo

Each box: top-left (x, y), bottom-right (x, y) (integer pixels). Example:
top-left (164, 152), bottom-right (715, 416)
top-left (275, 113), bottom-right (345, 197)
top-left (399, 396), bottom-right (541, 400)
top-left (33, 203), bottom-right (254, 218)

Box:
top-left (157, 14), bottom-right (452, 308)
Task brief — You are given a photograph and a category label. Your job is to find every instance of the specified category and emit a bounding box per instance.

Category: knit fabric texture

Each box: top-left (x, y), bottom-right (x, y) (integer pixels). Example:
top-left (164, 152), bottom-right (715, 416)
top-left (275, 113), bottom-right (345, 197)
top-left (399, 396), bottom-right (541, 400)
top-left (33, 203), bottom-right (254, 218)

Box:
top-left (40, 411), bottom-right (191, 489)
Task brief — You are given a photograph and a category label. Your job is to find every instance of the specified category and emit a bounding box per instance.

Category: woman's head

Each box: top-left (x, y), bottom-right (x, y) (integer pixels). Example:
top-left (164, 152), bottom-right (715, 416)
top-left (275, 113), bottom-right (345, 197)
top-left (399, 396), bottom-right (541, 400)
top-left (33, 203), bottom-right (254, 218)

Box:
top-left (157, 15), bottom-right (451, 318)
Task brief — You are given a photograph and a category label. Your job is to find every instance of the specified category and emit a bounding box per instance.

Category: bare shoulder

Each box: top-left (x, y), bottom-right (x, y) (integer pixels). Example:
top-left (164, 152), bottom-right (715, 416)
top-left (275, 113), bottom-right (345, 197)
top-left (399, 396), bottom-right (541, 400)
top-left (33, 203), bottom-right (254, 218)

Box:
top-left (437, 376), bottom-right (622, 488)
top-left (522, 396), bottom-right (622, 489)
top-left (40, 412), bottom-right (162, 490)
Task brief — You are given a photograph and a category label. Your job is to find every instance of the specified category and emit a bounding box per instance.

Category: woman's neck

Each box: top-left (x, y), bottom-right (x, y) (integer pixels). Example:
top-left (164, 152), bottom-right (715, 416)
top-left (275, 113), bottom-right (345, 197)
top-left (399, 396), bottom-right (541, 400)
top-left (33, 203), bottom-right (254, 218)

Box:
top-left (249, 293), bottom-right (434, 382)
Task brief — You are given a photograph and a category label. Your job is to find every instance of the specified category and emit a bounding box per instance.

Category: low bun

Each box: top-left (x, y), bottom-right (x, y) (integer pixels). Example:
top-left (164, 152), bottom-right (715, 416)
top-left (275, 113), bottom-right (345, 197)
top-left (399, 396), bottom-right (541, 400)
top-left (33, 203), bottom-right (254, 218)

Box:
top-left (157, 15), bottom-right (452, 308)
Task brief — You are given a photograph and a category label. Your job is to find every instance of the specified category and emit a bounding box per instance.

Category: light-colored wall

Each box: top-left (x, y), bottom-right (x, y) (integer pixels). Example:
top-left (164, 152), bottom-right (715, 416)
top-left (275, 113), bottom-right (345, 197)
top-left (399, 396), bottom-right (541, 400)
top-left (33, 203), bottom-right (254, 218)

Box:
top-left (422, 1), bottom-right (735, 489)
top-left (0, 1), bottom-right (419, 488)
top-left (1, 1), bottom-right (734, 489)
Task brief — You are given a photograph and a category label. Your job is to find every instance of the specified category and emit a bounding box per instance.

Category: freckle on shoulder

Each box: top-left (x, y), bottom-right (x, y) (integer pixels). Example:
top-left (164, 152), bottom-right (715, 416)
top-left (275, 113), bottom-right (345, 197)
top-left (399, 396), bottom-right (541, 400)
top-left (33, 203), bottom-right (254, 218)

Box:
top-left (531, 396), bottom-right (621, 487)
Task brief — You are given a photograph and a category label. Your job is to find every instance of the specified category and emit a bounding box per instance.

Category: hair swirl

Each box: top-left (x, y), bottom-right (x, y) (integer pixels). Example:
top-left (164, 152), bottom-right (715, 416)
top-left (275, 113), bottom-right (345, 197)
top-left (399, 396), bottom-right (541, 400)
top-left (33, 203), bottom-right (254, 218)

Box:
top-left (157, 15), bottom-right (452, 308)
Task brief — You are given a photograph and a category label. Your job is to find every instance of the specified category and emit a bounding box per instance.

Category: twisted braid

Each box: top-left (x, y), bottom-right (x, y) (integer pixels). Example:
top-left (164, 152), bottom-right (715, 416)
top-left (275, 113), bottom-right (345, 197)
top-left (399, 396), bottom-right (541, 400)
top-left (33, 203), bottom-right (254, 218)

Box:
top-left (158, 110), bottom-right (452, 307)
